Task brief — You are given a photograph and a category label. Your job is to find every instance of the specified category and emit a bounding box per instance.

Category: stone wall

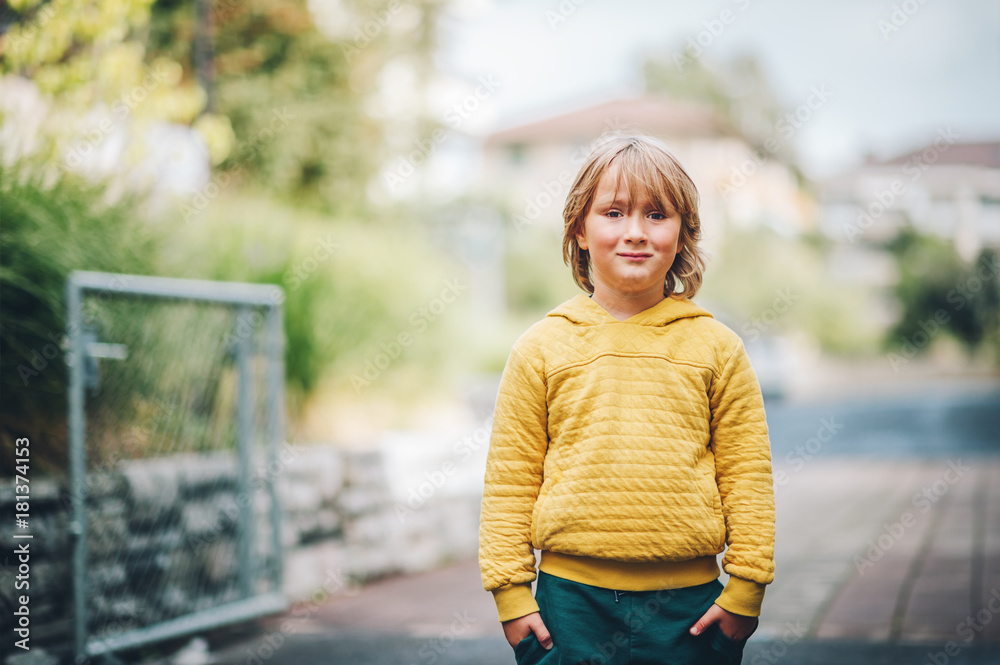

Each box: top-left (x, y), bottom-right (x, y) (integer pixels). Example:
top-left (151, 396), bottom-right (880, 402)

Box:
top-left (0, 443), bottom-right (482, 662)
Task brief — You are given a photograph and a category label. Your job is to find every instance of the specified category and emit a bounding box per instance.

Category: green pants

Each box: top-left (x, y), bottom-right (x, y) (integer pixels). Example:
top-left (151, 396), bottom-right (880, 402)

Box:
top-left (514, 572), bottom-right (751, 665)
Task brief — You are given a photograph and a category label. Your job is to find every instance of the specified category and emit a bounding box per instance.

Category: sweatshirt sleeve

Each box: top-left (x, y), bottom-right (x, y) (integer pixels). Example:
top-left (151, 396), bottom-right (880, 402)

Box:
top-left (708, 338), bottom-right (776, 617)
top-left (479, 343), bottom-right (549, 622)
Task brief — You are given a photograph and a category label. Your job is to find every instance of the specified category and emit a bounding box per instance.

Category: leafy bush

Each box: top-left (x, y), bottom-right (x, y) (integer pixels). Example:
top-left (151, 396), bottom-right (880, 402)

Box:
top-left (160, 192), bottom-right (466, 412)
top-left (1, 166), bottom-right (163, 473)
top-left (696, 227), bottom-right (881, 353)
top-left (885, 230), bottom-right (1000, 361)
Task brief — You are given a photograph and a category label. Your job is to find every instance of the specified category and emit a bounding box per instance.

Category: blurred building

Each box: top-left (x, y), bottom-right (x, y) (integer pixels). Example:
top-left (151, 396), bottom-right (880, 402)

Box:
top-left (815, 139), bottom-right (1000, 333)
top-left (818, 139), bottom-right (1000, 309)
top-left (477, 95), bottom-right (814, 254)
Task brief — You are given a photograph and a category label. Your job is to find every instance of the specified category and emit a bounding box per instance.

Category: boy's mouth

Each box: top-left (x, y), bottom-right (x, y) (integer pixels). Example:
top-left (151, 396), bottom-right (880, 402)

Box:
top-left (618, 252), bottom-right (652, 260)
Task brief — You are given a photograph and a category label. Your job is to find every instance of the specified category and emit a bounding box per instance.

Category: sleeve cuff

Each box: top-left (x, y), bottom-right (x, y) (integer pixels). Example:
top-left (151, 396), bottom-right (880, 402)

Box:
top-left (714, 576), bottom-right (767, 617)
top-left (491, 582), bottom-right (539, 622)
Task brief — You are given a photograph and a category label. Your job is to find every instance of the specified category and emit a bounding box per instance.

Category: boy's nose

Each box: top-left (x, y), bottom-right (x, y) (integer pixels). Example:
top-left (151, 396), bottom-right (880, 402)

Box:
top-left (623, 215), bottom-right (646, 242)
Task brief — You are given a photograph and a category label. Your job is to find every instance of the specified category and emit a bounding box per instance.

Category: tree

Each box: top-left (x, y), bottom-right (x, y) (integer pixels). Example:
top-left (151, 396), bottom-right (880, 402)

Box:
top-left (0, 0), bottom-right (215, 179)
top-left (885, 229), bottom-right (1000, 362)
top-left (145, 0), bottom-right (442, 215)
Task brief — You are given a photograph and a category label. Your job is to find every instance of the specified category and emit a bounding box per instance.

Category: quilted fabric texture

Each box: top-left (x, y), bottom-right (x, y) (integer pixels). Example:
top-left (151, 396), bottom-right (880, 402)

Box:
top-left (479, 293), bottom-right (775, 620)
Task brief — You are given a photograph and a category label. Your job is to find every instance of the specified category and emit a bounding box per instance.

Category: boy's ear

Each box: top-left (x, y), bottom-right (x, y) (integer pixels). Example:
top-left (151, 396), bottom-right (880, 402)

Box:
top-left (576, 232), bottom-right (588, 251)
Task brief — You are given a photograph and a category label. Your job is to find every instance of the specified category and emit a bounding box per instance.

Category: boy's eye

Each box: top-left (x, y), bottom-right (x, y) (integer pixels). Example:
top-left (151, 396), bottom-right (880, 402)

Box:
top-left (606, 210), bottom-right (623, 218)
top-left (649, 212), bottom-right (666, 220)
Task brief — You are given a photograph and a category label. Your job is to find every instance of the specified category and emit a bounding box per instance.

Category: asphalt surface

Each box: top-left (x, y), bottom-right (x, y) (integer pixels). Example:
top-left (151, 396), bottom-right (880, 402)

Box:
top-left (765, 388), bottom-right (1000, 459)
top-left (119, 389), bottom-right (1000, 665)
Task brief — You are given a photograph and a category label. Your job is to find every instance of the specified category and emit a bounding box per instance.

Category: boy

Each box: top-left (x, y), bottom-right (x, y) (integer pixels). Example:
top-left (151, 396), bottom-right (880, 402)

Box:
top-left (479, 134), bottom-right (775, 665)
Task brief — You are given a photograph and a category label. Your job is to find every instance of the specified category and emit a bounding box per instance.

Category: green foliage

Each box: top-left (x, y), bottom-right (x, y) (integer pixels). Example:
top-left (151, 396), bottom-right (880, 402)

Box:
top-left (164, 192), bottom-right (463, 408)
top-left (1, 0), bottom-right (209, 171)
top-left (1, 167), bottom-right (474, 467)
top-left (2, 0), bottom-right (438, 212)
top-left (1, 0), bottom-right (473, 455)
top-left (700, 227), bottom-right (882, 354)
top-left (0, 166), bottom-right (164, 473)
top-left (146, 0), bottom-right (437, 215)
top-left (885, 230), bottom-right (1000, 358)
top-left (504, 223), bottom-right (578, 317)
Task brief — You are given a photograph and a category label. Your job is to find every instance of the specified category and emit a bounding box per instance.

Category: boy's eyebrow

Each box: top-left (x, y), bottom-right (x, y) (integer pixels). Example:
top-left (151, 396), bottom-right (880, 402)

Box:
top-left (595, 193), bottom-right (677, 212)
top-left (595, 194), bottom-right (629, 207)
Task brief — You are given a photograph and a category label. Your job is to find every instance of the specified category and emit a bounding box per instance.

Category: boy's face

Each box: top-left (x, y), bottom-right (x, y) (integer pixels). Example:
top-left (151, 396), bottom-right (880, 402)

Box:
top-left (576, 165), bottom-right (684, 302)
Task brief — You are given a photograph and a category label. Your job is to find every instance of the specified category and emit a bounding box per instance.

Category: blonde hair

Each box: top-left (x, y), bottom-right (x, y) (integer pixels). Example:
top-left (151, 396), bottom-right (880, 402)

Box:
top-left (561, 133), bottom-right (707, 299)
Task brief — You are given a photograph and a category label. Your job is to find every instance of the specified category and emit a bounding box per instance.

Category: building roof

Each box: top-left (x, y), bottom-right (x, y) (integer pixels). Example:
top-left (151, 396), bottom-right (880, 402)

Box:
top-left (485, 96), bottom-right (733, 147)
top-left (820, 140), bottom-right (1000, 200)
top-left (877, 141), bottom-right (1000, 169)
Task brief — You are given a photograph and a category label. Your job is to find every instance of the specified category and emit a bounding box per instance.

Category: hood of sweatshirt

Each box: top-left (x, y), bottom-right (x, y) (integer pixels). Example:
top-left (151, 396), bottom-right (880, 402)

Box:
top-left (547, 293), bottom-right (714, 327)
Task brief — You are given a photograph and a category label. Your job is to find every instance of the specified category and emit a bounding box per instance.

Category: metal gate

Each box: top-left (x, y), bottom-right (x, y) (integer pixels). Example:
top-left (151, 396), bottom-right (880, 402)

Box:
top-left (66, 271), bottom-right (287, 660)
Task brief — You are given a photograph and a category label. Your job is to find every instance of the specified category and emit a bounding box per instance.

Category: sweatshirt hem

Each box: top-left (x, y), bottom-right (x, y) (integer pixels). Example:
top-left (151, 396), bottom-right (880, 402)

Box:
top-left (539, 550), bottom-right (721, 591)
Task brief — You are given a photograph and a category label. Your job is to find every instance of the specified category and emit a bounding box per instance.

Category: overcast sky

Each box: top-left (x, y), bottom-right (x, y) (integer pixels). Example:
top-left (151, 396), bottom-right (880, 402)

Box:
top-left (436, 0), bottom-right (1000, 178)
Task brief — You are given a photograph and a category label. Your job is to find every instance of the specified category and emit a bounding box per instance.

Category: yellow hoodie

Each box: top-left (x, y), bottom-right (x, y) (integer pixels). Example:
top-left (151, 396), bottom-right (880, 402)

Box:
top-left (479, 294), bottom-right (775, 622)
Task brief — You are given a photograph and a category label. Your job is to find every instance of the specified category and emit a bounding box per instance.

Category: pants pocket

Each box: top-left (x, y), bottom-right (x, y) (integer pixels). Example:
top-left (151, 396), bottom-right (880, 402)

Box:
top-left (706, 623), bottom-right (750, 665)
top-left (514, 632), bottom-right (554, 665)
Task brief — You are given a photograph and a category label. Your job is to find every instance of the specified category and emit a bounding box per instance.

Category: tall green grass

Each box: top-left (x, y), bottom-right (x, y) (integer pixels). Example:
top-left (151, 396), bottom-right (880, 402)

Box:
top-left (1, 166), bottom-right (163, 473)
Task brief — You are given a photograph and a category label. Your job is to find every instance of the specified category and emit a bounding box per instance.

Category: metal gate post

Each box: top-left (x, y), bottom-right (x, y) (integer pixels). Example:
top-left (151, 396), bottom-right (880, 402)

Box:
top-left (235, 306), bottom-right (256, 599)
top-left (266, 302), bottom-right (285, 587)
top-left (66, 277), bottom-right (89, 661)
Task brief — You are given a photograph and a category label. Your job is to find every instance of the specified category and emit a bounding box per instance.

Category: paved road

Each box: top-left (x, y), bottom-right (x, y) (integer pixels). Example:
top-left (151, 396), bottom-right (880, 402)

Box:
top-left (174, 391), bottom-right (1000, 664)
top-left (765, 388), bottom-right (999, 459)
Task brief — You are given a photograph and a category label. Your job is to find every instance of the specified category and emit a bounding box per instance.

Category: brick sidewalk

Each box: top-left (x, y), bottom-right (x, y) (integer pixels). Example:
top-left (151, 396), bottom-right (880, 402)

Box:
top-left (762, 457), bottom-right (999, 645)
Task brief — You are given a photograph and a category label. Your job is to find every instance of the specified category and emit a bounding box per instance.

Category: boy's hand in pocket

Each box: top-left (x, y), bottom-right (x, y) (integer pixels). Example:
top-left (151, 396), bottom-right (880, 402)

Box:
top-left (690, 603), bottom-right (758, 641)
top-left (502, 612), bottom-right (553, 650)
